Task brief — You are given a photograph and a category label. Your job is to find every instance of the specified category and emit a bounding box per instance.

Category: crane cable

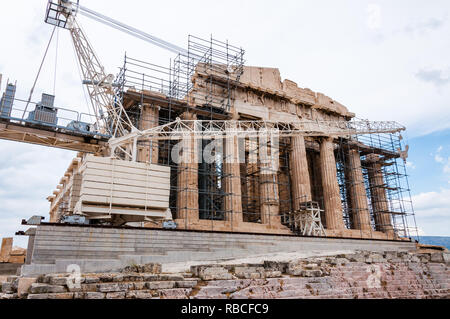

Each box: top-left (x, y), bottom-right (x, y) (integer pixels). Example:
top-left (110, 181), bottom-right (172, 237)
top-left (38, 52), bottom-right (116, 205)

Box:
top-left (76, 4), bottom-right (191, 57)
top-left (53, 27), bottom-right (59, 96)
top-left (22, 25), bottom-right (57, 120)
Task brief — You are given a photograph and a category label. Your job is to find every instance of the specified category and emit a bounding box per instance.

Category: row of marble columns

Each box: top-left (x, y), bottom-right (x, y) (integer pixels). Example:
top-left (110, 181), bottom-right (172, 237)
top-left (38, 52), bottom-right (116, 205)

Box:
top-left (289, 136), bottom-right (393, 235)
top-left (137, 105), bottom-right (393, 234)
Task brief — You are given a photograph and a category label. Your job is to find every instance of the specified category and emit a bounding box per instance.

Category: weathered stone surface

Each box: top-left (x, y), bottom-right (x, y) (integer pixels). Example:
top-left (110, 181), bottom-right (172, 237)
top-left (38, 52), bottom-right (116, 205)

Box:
top-left (30, 283), bottom-right (66, 294)
top-left (191, 266), bottom-right (234, 281)
top-left (97, 283), bottom-right (125, 293)
top-left (263, 261), bottom-right (289, 273)
top-left (430, 253), bottom-right (445, 263)
top-left (1, 282), bottom-right (14, 294)
top-left (146, 281), bottom-right (175, 290)
top-left (175, 281), bottom-right (197, 288)
top-left (133, 281), bottom-right (146, 290)
top-left (106, 292), bottom-right (126, 299)
top-left (48, 293), bottom-right (74, 299)
top-left (264, 271), bottom-right (282, 278)
top-left (49, 276), bottom-right (69, 286)
top-left (17, 277), bottom-right (37, 297)
top-left (85, 292), bottom-right (106, 299)
top-left (99, 274), bottom-right (115, 283)
top-left (301, 270), bottom-right (323, 277)
top-left (233, 266), bottom-right (265, 279)
top-left (159, 274), bottom-right (185, 281)
top-left (126, 290), bottom-right (158, 299)
top-left (84, 276), bottom-right (100, 284)
top-left (160, 288), bottom-right (191, 299)
top-left (121, 263), bottom-right (162, 274)
top-left (27, 293), bottom-right (49, 299)
top-left (4, 250), bottom-right (450, 299)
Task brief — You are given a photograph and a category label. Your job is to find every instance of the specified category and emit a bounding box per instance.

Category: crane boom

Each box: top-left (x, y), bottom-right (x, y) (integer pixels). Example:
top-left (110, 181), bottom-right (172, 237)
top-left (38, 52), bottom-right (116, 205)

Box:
top-left (75, 4), bottom-right (193, 57)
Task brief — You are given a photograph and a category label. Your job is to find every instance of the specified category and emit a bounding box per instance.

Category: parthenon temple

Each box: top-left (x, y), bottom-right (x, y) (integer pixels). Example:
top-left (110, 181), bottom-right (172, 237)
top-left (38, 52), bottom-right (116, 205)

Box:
top-left (46, 36), bottom-right (413, 242)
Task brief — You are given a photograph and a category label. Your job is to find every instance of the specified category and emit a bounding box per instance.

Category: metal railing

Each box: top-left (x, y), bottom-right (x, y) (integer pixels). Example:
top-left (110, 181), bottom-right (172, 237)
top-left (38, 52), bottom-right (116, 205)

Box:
top-left (0, 97), bottom-right (111, 139)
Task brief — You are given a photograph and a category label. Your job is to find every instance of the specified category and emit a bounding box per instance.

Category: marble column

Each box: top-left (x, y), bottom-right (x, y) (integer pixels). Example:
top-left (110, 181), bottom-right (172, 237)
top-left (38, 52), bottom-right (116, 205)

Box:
top-left (138, 103), bottom-right (159, 164)
top-left (319, 137), bottom-right (345, 230)
top-left (366, 154), bottom-right (394, 235)
top-left (346, 148), bottom-right (372, 231)
top-left (176, 112), bottom-right (199, 221)
top-left (259, 136), bottom-right (280, 225)
top-left (223, 132), bottom-right (243, 224)
top-left (289, 135), bottom-right (312, 210)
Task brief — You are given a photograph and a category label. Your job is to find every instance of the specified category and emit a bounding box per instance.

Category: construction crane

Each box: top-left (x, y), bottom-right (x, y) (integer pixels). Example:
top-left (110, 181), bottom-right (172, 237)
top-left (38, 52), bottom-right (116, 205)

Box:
top-left (42, 0), bottom-right (406, 161)
top-left (45, 0), bottom-right (135, 141)
top-left (43, 0), bottom-right (207, 159)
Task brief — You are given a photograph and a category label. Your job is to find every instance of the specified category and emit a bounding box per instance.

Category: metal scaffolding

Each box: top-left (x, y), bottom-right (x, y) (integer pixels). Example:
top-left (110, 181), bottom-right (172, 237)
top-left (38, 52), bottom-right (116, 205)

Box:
top-left (335, 132), bottom-right (419, 240)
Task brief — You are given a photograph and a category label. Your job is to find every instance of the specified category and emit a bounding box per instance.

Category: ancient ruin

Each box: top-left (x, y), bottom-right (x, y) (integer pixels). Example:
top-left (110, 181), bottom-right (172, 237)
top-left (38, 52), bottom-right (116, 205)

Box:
top-left (45, 40), bottom-right (417, 241)
top-left (2, 1), bottom-right (444, 301)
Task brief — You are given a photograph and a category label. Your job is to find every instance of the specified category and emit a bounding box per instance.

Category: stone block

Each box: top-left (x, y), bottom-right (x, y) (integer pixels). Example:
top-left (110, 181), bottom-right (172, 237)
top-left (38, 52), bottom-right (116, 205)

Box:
top-left (80, 283), bottom-right (99, 292)
top-left (0, 238), bottom-right (13, 263)
top-left (333, 258), bottom-right (349, 265)
top-left (17, 277), bottom-right (37, 297)
top-left (1, 293), bottom-right (16, 300)
top-left (430, 253), bottom-right (446, 263)
top-left (27, 294), bottom-right (49, 299)
top-left (1, 282), bottom-right (14, 294)
top-left (191, 266), bottom-right (234, 281)
top-left (48, 293), bottom-right (74, 299)
top-left (133, 282), bottom-right (146, 290)
top-left (85, 292), bottom-right (106, 299)
top-left (263, 261), bottom-right (289, 273)
top-left (121, 263), bottom-right (162, 274)
top-left (7, 275), bottom-right (18, 283)
top-left (97, 283), bottom-right (124, 293)
top-left (84, 276), bottom-right (100, 284)
top-left (142, 274), bottom-right (159, 281)
top-left (158, 274), bottom-right (184, 281)
top-left (369, 254), bottom-right (386, 263)
top-left (160, 288), bottom-right (191, 299)
top-left (347, 254), bottom-right (366, 263)
top-left (301, 270), bottom-right (323, 277)
top-left (30, 283), bottom-right (66, 294)
top-left (106, 292), bottom-right (126, 299)
top-left (127, 290), bottom-right (158, 299)
top-left (234, 266), bottom-right (265, 279)
top-left (264, 271), bottom-right (282, 278)
top-left (99, 274), bottom-right (115, 283)
top-left (175, 281), bottom-right (197, 288)
top-left (146, 281), bottom-right (175, 290)
top-left (49, 276), bottom-right (69, 286)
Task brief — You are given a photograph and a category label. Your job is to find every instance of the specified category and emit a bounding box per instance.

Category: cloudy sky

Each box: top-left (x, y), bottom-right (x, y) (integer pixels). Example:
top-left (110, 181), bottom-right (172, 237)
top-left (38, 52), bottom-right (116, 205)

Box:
top-left (0, 0), bottom-right (449, 247)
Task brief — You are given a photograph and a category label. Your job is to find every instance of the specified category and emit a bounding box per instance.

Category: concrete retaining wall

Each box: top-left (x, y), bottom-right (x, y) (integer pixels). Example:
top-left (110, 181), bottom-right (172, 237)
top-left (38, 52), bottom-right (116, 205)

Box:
top-left (21, 224), bottom-right (416, 276)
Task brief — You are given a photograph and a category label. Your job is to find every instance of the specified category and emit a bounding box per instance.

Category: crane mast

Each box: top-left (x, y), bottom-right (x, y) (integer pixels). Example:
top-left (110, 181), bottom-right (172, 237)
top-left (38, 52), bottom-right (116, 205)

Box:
top-left (45, 0), bottom-right (134, 139)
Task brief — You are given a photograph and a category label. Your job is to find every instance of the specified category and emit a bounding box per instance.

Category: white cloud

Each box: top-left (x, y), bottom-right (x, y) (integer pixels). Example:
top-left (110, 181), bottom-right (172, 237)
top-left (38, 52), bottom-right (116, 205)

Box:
top-left (367, 4), bottom-right (382, 30)
top-left (405, 161), bottom-right (416, 169)
top-left (435, 154), bottom-right (445, 163)
top-left (444, 161), bottom-right (450, 174)
top-left (0, 140), bottom-right (75, 247)
top-left (410, 189), bottom-right (450, 236)
top-left (412, 188), bottom-right (450, 218)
